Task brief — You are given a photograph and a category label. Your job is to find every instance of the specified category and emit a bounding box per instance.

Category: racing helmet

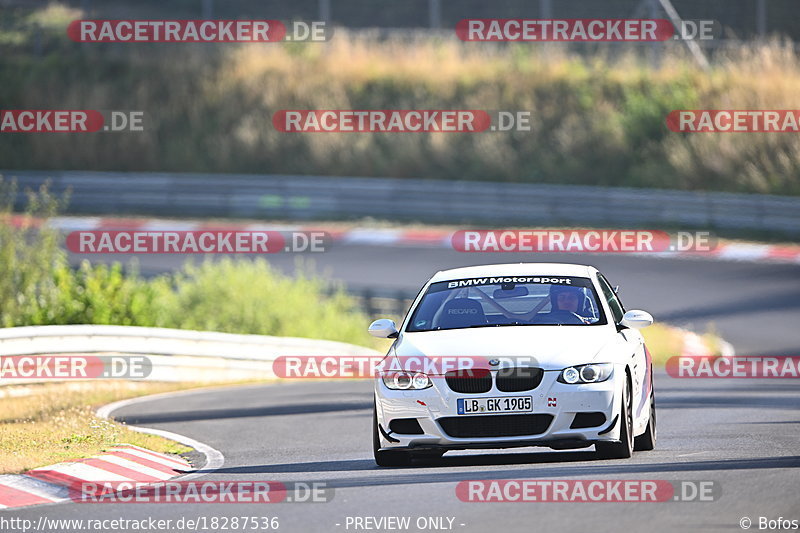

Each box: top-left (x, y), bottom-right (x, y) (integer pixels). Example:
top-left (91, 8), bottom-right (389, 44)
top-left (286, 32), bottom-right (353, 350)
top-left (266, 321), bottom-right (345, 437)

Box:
top-left (549, 284), bottom-right (588, 314)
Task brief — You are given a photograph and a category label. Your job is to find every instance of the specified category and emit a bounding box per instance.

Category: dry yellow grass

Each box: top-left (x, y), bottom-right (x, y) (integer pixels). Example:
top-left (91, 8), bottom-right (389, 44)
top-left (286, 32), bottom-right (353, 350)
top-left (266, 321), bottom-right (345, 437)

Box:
top-left (641, 323), bottom-right (726, 366)
top-left (4, 21), bottom-right (800, 193)
top-left (641, 323), bottom-right (686, 366)
top-left (0, 380), bottom-right (219, 474)
top-left (224, 36), bottom-right (800, 194)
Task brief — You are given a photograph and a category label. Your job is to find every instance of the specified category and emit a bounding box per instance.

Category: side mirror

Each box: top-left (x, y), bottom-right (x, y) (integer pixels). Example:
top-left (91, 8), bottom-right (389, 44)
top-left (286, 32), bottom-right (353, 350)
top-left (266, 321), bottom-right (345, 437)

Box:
top-left (619, 310), bottom-right (653, 330)
top-left (368, 318), bottom-right (399, 338)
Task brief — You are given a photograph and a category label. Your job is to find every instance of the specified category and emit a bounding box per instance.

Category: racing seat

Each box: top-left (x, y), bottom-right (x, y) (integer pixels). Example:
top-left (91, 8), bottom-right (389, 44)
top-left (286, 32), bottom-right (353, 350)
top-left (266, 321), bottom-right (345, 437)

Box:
top-left (438, 298), bottom-right (487, 329)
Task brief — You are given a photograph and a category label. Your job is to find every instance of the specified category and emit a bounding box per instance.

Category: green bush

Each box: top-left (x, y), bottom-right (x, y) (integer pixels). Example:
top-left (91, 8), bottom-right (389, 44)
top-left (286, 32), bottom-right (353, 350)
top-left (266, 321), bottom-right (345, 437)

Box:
top-left (151, 259), bottom-right (370, 343)
top-left (0, 179), bottom-right (374, 346)
top-left (0, 178), bottom-right (66, 328)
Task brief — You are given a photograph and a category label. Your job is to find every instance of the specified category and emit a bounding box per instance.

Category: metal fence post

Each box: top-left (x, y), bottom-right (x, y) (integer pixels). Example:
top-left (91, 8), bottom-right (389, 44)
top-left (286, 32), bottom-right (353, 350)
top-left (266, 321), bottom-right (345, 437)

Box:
top-left (33, 23), bottom-right (42, 56)
top-left (647, 0), bottom-right (661, 69)
top-left (363, 288), bottom-right (376, 318)
top-left (658, 0), bottom-right (710, 70)
top-left (319, 0), bottom-right (331, 23)
top-left (201, 0), bottom-right (213, 19)
top-left (429, 0), bottom-right (441, 29)
top-left (756, 0), bottom-right (767, 38)
top-left (395, 291), bottom-right (408, 319)
top-left (538, 0), bottom-right (552, 19)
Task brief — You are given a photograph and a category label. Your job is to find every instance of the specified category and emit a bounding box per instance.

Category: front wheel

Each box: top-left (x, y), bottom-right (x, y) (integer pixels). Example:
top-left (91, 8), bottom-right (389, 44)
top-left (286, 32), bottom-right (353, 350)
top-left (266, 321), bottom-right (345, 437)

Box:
top-left (373, 402), bottom-right (412, 467)
top-left (595, 376), bottom-right (633, 459)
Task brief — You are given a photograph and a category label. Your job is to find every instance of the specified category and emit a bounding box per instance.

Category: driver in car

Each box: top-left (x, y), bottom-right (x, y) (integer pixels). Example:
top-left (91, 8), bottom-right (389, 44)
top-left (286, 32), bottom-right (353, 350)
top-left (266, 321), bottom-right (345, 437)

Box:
top-left (554, 286), bottom-right (580, 313)
top-left (548, 285), bottom-right (593, 324)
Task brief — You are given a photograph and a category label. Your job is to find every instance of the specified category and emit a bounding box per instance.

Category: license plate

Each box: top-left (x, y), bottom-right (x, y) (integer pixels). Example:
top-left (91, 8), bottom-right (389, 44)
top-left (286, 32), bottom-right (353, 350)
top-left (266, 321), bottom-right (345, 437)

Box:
top-left (457, 396), bottom-right (532, 415)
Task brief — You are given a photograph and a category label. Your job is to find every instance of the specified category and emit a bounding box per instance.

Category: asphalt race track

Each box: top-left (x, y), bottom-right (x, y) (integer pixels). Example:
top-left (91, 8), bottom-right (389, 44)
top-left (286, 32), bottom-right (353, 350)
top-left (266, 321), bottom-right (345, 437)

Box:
top-left (11, 244), bottom-right (796, 532)
top-left (7, 376), bottom-right (800, 532)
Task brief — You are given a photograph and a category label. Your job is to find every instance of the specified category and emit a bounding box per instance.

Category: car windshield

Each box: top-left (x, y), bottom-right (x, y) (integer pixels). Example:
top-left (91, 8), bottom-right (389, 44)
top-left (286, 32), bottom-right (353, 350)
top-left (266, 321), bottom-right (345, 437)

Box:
top-left (406, 276), bottom-right (607, 332)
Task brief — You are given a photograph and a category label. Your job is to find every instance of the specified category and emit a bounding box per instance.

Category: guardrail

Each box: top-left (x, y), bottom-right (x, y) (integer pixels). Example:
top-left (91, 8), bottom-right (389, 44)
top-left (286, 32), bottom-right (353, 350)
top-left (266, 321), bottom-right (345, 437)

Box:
top-left (5, 170), bottom-right (800, 237)
top-left (0, 325), bottom-right (380, 385)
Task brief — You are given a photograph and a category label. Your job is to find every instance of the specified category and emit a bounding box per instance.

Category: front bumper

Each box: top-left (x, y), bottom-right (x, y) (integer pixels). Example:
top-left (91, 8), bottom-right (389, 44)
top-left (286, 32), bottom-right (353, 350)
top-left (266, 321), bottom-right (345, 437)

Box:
top-left (374, 367), bottom-right (624, 451)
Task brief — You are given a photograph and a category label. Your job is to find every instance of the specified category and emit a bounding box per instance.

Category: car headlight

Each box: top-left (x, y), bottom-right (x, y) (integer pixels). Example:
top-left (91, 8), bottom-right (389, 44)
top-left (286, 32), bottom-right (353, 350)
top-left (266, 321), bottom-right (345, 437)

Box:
top-left (558, 363), bottom-right (613, 384)
top-left (382, 371), bottom-right (432, 390)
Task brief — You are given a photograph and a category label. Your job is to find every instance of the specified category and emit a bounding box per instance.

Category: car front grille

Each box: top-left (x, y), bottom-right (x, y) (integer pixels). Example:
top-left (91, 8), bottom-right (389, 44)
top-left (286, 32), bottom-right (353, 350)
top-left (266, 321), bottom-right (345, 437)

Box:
top-left (444, 367), bottom-right (544, 393)
top-left (496, 367), bottom-right (544, 392)
top-left (445, 369), bottom-right (492, 393)
top-left (437, 414), bottom-right (554, 438)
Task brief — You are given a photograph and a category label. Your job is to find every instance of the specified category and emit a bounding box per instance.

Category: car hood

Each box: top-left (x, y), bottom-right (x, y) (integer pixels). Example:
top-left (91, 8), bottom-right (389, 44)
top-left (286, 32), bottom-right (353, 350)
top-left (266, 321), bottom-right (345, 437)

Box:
top-left (394, 326), bottom-right (619, 371)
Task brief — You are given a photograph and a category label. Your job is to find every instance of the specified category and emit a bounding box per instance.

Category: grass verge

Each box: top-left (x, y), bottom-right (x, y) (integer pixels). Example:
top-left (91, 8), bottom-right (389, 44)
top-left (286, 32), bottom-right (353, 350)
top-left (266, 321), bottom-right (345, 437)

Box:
top-left (642, 323), bottom-right (685, 367)
top-left (642, 323), bottom-right (726, 366)
top-left (0, 380), bottom-right (243, 474)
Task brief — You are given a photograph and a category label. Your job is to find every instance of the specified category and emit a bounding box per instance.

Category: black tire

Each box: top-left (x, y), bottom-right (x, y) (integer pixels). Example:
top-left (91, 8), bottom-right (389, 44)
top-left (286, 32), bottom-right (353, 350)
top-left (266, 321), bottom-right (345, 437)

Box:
top-left (634, 374), bottom-right (657, 451)
top-left (373, 402), bottom-right (412, 467)
top-left (596, 375), bottom-right (633, 459)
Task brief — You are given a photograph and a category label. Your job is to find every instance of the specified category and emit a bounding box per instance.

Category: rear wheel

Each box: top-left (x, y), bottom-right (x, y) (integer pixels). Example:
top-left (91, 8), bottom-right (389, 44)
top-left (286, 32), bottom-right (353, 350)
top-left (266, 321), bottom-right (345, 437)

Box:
top-left (634, 375), bottom-right (657, 451)
top-left (373, 402), bottom-right (412, 467)
top-left (596, 376), bottom-right (633, 459)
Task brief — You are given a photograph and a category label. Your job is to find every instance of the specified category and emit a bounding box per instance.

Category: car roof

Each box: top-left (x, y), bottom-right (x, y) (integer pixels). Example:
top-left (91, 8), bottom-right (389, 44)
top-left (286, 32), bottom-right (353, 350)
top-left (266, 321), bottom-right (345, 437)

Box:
top-left (429, 263), bottom-right (598, 283)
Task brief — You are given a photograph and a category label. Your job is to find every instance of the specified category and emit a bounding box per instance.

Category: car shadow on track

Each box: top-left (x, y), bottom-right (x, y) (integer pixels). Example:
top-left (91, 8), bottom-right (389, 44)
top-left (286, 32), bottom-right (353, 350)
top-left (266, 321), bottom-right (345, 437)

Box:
top-left (656, 384), bottom-right (800, 393)
top-left (215, 452), bottom-right (800, 474)
top-left (211, 455), bottom-right (800, 492)
top-left (214, 451), bottom-right (598, 475)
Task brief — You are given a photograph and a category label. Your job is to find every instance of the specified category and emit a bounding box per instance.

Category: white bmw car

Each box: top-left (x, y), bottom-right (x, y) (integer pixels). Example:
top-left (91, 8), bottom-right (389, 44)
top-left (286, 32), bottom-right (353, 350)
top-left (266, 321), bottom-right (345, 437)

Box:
top-left (370, 263), bottom-right (656, 466)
